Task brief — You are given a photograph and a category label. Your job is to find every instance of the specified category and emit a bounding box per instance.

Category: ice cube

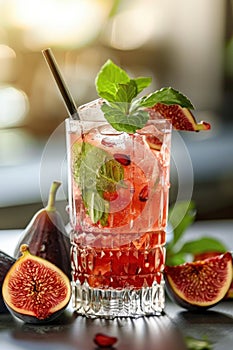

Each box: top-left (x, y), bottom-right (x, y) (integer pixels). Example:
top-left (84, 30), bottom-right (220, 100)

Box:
top-left (78, 98), bottom-right (106, 121)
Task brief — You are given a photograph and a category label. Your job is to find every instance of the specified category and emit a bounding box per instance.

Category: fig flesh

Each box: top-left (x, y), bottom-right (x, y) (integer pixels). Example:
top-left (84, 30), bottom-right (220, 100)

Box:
top-left (164, 252), bottom-right (232, 310)
top-left (148, 103), bottom-right (211, 131)
top-left (3, 244), bottom-right (71, 323)
top-left (14, 181), bottom-right (71, 280)
top-left (0, 251), bottom-right (15, 313)
top-left (193, 251), bottom-right (233, 300)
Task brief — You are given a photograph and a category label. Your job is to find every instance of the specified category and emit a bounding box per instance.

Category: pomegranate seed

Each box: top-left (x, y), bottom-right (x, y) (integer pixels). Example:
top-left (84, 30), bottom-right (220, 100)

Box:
top-left (94, 333), bottom-right (118, 348)
top-left (114, 153), bottom-right (131, 166)
top-left (139, 185), bottom-right (149, 202)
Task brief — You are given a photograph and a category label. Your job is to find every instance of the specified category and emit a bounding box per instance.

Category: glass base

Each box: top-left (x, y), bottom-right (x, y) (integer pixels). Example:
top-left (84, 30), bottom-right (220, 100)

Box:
top-left (71, 279), bottom-right (165, 319)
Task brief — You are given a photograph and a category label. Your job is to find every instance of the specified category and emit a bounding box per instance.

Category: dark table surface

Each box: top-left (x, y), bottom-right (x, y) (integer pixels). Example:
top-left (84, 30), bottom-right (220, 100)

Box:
top-left (1, 220), bottom-right (233, 350)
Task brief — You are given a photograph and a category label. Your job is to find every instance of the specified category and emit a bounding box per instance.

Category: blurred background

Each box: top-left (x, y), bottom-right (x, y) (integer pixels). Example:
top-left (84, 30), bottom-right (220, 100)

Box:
top-left (0, 0), bottom-right (232, 229)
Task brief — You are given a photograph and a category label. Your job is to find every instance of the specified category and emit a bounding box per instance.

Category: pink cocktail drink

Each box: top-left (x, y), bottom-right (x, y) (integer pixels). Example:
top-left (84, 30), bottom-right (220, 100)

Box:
top-left (43, 52), bottom-right (210, 318)
top-left (66, 100), bottom-right (172, 318)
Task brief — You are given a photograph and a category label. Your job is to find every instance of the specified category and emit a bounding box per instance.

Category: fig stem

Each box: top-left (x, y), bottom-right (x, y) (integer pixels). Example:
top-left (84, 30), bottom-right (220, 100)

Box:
top-left (46, 181), bottom-right (61, 212)
top-left (20, 244), bottom-right (29, 254)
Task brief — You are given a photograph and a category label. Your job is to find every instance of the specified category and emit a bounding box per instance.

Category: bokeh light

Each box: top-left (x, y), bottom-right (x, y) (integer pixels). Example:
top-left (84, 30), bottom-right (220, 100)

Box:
top-left (3, 0), bottom-right (111, 49)
top-left (0, 86), bottom-right (29, 128)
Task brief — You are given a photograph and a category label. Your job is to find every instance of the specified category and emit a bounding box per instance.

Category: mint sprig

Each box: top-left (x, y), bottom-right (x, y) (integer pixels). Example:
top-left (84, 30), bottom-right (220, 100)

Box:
top-left (72, 142), bottom-right (124, 225)
top-left (95, 59), bottom-right (194, 133)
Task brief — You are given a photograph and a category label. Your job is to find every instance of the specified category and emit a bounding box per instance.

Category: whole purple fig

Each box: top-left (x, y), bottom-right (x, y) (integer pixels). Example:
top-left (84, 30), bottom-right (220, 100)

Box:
top-left (14, 181), bottom-right (71, 280)
top-left (0, 251), bottom-right (15, 313)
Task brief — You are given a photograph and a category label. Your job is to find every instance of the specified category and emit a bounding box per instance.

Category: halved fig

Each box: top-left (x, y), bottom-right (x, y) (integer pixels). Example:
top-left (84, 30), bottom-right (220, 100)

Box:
top-left (148, 103), bottom-right (211, 131)
top-left (164, 252), bottom-right (232, 310)
top-left (2, 245), bottom-right (71, 323)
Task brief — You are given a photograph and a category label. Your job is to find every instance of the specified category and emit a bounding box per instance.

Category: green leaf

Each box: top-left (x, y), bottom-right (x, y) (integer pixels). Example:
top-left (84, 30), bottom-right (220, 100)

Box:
top-left (83, 191), bottom-right (104, 224)
top-left (99, 202), bottom-right (110, 226)
top-left (167, 201), bottom-right (196, 250)
top-left (133, 77), bottom-right (152, 94)
top-left (178, 237), bottom-right (227, 256)
top-left (97, 159), bottom-right (124, 191)
top-left (101, 102), bottom-right (149, 133)
top-left (101, 102), bottom-right (128, 131)
top-left (95, 59), bottom-right (130, 101)
top-left (72, 142), bottom-right (124, 225)
top-left (138, 87), bottom-right (194, 109)
top-left (115, 80), bottom-right (138, 103)
top-left (166, 200), bottom-right (229, 267)
top-left (166, 251), bottom-right (188, 267)
top-left (95, 60), bottom-right (195, 133)
top-left (185, 336), bottom-right (212, 350)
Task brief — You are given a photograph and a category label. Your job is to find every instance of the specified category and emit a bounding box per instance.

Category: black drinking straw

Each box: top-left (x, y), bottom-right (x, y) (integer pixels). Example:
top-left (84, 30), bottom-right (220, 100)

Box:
top-left (42, 48), bottom-right (80, 120)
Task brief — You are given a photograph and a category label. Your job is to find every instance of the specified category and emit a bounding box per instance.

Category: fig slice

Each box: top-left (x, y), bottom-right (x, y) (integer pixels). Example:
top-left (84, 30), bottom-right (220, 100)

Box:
top-left (2, 245), bottom-right (71, 323)
top-left (164, 252), bottom-right (233, 310)
top-left (148, 103), bottom-right (211, 131)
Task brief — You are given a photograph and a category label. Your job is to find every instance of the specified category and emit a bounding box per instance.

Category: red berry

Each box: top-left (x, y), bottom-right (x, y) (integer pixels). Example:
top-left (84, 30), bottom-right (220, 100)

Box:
top-left (139, 185), bottom-right (149, 202)
top-left (94, 333), bottom-right (118, 348)
top-left (114, 153), bottom-right (131, 166)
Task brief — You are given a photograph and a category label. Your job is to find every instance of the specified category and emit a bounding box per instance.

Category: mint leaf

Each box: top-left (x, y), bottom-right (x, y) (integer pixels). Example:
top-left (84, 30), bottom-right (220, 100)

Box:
top-left (137, 87), bottom-right (194, 109)
top-left (95, 59), bottom-right (130, 102)
top-left (98, 159), bottom-right (124, 190)
top-left (178, 237), bottom-right (227, 256)
top-left (167, 236), bottom-right (227, 266)
top-left (83, 190), bottom-right (105, 224)
top-left (72, 142), bottom-right (124, 225)
top-left (101, 102), bottom-right (149, 133)
top-left (115, 80), bottom-right (138, 103)
top-left (95, 60), bottom-right (153, 132)
top-left (166, 252), bottom-right (188, 267)
top-left (133, 77), bottom-right (152, 94)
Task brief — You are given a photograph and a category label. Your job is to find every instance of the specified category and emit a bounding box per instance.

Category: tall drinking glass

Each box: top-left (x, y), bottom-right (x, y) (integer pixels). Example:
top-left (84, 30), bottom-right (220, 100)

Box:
top-left (66, 99), bottom-right (172, 318)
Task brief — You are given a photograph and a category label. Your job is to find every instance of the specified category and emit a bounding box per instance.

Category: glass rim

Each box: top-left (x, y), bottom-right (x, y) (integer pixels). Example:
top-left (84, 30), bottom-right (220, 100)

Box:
top-left (64, 98), bottom-right (172, 132)
top-left (65, 117), bottom-right (172, 131)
